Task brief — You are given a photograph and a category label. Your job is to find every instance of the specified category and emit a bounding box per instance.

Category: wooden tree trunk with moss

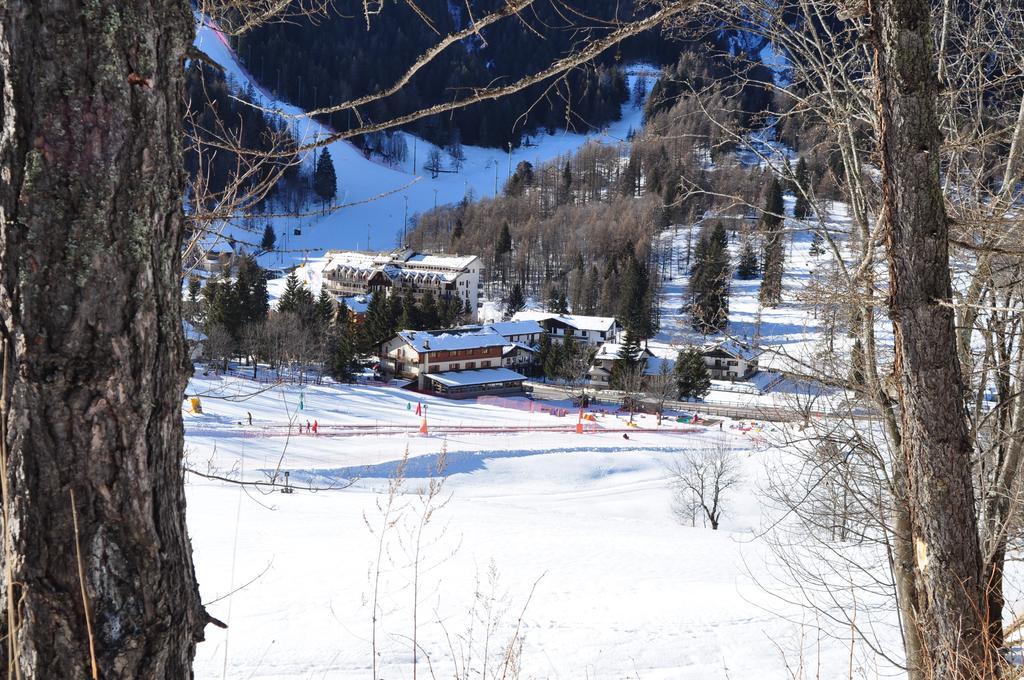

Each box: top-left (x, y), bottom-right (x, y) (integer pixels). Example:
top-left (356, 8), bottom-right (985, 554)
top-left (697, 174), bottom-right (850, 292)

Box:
top-left (873, 0), bottom-right (991, 674)
top-left (0, 1), bottom-right (207, 676)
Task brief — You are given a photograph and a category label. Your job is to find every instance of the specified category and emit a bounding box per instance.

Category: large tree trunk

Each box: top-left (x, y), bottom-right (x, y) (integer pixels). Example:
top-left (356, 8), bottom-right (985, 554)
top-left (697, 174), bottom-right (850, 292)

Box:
top-left (872, 0), bottom-right (991, 675)
top-left (0, 1), bottom-right (206, 677)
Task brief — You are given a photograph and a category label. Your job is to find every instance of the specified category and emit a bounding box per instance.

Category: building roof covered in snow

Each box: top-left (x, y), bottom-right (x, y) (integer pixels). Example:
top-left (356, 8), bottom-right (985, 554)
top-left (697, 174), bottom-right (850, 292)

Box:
top-left (339, 295), bottom-right (370, 314)
top-left (644, 355), bottom-right (675, 376)
top-left (703, 340), bottom-right (761, 362)
top-left (321, 246), bottom-right (477, 276)
top-left (511, 311), bottom-right (618, 333)
top-left (398, 250), bottom-right (478, 270)
top-left (396, 328), bottom-right (507, 354)
top-left (593, 342), bottom-right (653, 362)
top-left (425, 367), bottom-right (527, 387)
top-left (322, 250), bottom-right (390, 273)
top-left (503, 342), bottom-right (538, 356)
top-left (484, 320), bottom-right (545, 338)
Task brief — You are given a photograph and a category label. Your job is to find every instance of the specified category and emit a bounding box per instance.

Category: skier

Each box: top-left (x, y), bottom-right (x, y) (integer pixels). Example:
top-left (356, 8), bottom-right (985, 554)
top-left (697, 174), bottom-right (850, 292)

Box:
top-left (306, 419), bottom-right (311, 434)
top-left (247, 411), bottom-right (253, 426)
top-left (312, 419), bottom-right (318, 435)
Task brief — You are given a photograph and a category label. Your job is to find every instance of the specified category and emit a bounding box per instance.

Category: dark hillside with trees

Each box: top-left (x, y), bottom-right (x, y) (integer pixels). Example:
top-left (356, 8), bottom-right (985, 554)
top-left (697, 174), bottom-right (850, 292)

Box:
top-left (232, 0), bottom-right (692, 150)
top-left (184, 62), bottom-right (311, 216)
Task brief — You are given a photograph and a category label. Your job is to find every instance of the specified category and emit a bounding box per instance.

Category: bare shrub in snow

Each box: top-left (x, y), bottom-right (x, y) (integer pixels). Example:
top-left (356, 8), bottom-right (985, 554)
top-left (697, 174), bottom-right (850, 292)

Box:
top-left (668, 441), bottom-right (742, 530)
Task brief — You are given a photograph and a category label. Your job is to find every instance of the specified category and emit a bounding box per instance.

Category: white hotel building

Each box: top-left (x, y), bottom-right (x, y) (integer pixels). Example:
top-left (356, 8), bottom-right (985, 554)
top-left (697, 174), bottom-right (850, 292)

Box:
top-left (319, 247), bottom-right (482, 321)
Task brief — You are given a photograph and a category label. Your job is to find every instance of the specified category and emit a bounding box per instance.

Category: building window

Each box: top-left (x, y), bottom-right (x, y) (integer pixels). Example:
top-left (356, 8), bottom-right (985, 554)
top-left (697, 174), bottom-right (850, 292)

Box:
top-left (482, 361), bottom-right (491, 368)
top-left (467, 362), bottom-right (476, 369)
top-left (450, 363), bottom-right (460, 371)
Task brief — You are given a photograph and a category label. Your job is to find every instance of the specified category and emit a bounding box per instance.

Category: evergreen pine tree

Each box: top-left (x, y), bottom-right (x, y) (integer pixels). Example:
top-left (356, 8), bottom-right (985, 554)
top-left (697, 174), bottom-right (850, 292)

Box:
top-left (420, 290), bottom-right (440, 329)
top-left (397, 293), bottom-right (416, 331)
top-left (505, 283), bottom-right (526, 319)
top-left (235, 256), bottom-right (269, 326)
top-left (314, 288), bottom-right (335, 330)
top-left (313, 148), bottom-right (337, 203)
top-left (675, 347), bottom-right (711, 399)
top-left (736, 239), bottom-right (759, 279)
top-left (558, 160), bottom-right (573, 205)
top-left (494, 222), bottom-right (512, 259)
top-left (329, 301), bottom-right (358, 382)
top-left (617, 252), bottom-right (652, 339)
top-left (185, 275), bottom-right (203, 324)
top-left (260, 223), bottom-right (276, 252)
top-left (610, 328), bottom-right (643, 390)
top-left (809, 230), bottom-right (825, 256)
top-left (760, 229), bottom-right (786, 307)
top-left (793, 157), bottom-right (812, 219)
top-left (358, 292), bottom-right (390, 354)
top-left (758, 177), bottom-right (787, 307)
top-left (690, 223), bottom-right (731, 334)
top-left (536, 333), bottom-right (553, 379)
top-left (545, 285), bottom-right (568, 314)
top-left (203, 277), bottom-right (243, 342)
top-left (762, 177), bottom-right (785, 230)
top-left (440, 295), bottom-right (463, 327)
top-left (543, 337), bottom-right (563, 380)
top-left (556, 290), bottom-right (569, 315)
top-left (277, 271), bottom-right (316, 325)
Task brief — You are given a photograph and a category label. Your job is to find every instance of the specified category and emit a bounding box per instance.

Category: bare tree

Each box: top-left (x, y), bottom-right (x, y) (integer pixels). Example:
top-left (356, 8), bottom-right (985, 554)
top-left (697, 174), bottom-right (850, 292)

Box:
top-left (425, 147), bottom-right (444, 179)
top-left (873, 0), bottom-right (993, 673)
top-left (559, 343), bottom-right (596, 402)
top-left (614, 362), bottom-right (648, 424)
top-left (204, 323), bottom-right (236, 374)
top-left (668, 442), bottom-right (742, 530)
top-left (645, 358), bottom-right (678, 425)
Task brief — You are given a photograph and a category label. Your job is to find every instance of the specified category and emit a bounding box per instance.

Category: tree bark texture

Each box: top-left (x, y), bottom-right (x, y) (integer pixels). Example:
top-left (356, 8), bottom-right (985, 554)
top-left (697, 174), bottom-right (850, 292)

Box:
top-left (0, 1), bottom-right (205, 677)
top-left (872, 0), bottom-right (991, 675)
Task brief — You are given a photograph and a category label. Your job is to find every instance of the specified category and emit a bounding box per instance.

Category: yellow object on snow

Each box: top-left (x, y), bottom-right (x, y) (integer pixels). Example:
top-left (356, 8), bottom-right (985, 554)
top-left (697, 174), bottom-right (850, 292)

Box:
top-left (190, 397), bottom-right (203, 414)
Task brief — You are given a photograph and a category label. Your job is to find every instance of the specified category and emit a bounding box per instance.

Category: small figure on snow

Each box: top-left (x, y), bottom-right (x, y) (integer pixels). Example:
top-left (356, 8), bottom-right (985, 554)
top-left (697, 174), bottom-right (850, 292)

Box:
top-left (247, 411), bottom-right (253, 426)
top-left (622, 433), bottom-right (630, 440)
top-left (306, 419), bottom-right (311, 434)
top-left (312, 419), bottom-right (318, 435)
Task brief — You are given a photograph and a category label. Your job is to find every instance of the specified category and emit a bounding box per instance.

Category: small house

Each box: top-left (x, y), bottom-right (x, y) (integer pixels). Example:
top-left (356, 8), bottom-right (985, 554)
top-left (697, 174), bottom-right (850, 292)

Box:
top-left (380, 328), bottom-right (527, 396)
top-left (701, 341), bottom-right (760, 380)
top-left (588, 342), bottom-right (655, 388)
top-left (511, 312), bottom-right (620, 347)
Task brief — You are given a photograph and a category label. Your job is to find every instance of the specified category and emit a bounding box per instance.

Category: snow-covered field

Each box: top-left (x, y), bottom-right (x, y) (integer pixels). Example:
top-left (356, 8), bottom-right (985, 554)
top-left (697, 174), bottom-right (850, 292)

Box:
top-left (185, 375), bottom-right (894, 679)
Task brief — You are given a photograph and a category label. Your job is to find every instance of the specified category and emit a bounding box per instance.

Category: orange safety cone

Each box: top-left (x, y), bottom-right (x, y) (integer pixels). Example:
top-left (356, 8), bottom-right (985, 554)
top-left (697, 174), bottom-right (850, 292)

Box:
top-left (419, 417), bottom-right (428, 435)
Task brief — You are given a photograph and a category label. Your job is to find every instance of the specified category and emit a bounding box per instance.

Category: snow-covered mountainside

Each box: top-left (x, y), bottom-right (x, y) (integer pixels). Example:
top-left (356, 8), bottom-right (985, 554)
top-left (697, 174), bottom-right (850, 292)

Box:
top-left (193, 21), bottom-right (653, 265)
